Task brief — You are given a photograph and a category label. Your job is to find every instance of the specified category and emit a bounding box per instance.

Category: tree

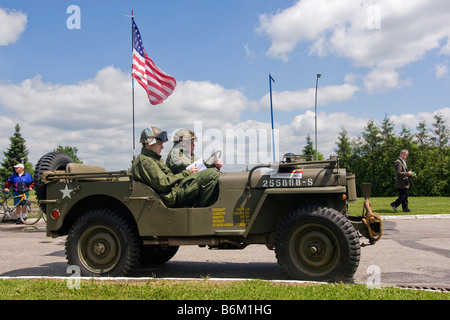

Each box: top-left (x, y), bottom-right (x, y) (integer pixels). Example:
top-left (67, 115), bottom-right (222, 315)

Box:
top-left (302, 134), bottom-right (314, 158)
top-left (54, 145), bottom-right (83, 164)
top-left (354, 119), bottom-right (384, 194)
top-left (429, 113), bottom-right (450, 195)
top-left (378, 116), bottom-right (400, 195)
top-left (430, 113), bottom-right (450, 149)
top-left (336, 114), bottom-right (450, 197)
top-left (335, 129), bottom-right (353, 172)
top-left (411, 120), bottom-right (431, 196)
top-left (0, 124), bottom-right (32, 184)
top-left (415, 120), bottom-right (429, 148)
top-left (302, 134), bottom-right (323, 160)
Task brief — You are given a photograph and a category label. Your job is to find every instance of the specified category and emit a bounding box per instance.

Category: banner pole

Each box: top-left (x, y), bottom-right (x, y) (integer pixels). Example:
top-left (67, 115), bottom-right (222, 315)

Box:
top-left (131, 10), bottom-right (136, 161)
top-left (269, 73), bottom-right (275, 162)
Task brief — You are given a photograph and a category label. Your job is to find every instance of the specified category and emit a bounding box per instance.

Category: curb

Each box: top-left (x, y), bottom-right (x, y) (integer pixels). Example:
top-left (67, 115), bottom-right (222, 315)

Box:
top-left (382, 214), bottom-right (450, 220)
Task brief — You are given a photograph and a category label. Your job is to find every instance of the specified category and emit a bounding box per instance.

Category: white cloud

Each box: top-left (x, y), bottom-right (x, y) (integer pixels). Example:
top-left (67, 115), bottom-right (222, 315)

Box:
top-left (286, 110), bottom-right (368, 157)
top-left (164, 80), bottom-right (249, 126)
top-left (256, 0), bottom-right (450, 93)
top-left (0, 66), bottom-right (133, 170)
top-left (286, 108), bottom-right (450, 160)
top-left (243, 44), bottom-right (256, 61)
top-left (0, 67), bottom-right (131, 131)
top-left (259, 83), bottom-right (360, 111)
top-left (435, 62), bottom-right (448, 78)
top-left (0, 66), bottom-right (251, 170)
top-left (364, 69), bottom-right (411, 94)
top-left (0, 8), bottom-right (27, 46)
top-left (390, 107), bottom-right (450, 130)
top-left (440, 41), bottom-right (450, 55)
top-left (256, 0), bottom-right (357, 62)
top-left (0, 64), bottom-right (446, 172)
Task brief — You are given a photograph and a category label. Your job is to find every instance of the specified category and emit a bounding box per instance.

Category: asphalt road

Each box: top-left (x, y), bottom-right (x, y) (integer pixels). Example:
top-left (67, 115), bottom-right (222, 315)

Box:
top-left (1, 215), bottom-right (450, 288)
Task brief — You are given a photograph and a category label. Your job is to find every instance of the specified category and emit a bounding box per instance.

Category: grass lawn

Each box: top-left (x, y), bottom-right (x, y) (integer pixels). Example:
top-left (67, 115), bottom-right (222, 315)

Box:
top-left (1, 195), bottom-right (448, 301)
top-left (348, 196), bottom-right (450, 216)
top-left (0, 278), bottom-right (448, 300)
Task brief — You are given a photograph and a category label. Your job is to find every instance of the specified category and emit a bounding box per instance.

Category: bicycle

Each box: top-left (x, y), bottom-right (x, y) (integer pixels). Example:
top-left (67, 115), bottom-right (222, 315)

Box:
top-left (0, 191), bottom-right (46, 225)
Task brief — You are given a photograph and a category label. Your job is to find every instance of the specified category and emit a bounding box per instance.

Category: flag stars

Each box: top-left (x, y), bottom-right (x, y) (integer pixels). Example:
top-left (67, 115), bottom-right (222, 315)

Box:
top-left (132, 17), bottom-right (176, 105)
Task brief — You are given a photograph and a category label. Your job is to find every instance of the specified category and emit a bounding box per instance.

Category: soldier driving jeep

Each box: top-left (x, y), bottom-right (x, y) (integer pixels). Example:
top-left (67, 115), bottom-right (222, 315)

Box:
top-left (166, 128), bottom-right (222, 174)
top-left (131, 125), bottom-right (220, 208)
top-left (35, 127), bottom-right (382, 280)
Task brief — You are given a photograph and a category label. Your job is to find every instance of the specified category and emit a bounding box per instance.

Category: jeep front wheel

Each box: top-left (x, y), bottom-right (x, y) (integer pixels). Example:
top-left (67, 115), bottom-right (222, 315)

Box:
top-left (66, 209), bottom-right (140, 277)
top-left (275, 206), bottom-right (360, 282)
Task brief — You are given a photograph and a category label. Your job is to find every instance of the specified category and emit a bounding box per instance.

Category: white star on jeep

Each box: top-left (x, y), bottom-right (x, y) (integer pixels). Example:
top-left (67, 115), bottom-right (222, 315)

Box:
top-left (60, 185), bottom-right (74, 199)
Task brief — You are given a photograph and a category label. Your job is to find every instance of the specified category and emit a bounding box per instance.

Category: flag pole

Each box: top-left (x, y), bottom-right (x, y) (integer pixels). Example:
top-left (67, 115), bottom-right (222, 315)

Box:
top-left (269, 73), bottom-right (275, 162)
top-left (131, 10), bottom-right (136, 161)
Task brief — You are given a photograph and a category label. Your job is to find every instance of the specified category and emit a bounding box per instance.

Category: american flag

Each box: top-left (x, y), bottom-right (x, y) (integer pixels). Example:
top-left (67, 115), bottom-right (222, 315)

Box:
top-left (132, 18), bottom-right (176, 105)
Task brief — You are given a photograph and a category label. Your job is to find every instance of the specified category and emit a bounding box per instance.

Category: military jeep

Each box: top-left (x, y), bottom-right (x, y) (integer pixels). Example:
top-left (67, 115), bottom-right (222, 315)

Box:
top-left (34, 151), bottom-right (381, 282)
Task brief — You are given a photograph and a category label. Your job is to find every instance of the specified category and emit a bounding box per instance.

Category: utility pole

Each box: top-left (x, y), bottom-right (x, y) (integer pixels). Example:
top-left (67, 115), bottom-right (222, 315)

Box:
top-left (314, 73), bottom-right (321, 161)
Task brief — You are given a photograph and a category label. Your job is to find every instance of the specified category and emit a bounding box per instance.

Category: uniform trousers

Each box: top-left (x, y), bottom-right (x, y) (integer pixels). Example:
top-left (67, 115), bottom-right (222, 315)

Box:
top-left (174, 168), bottom-right (220, 207)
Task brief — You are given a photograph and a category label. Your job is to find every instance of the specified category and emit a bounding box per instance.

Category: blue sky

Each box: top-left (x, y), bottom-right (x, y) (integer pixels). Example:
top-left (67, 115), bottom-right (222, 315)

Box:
top-left (0, 0), bottom-right (449, 170)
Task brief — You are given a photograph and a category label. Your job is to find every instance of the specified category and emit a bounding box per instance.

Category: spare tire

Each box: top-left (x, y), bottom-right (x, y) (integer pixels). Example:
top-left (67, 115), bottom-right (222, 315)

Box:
top-left (34, 151), bottom-right (74, 211)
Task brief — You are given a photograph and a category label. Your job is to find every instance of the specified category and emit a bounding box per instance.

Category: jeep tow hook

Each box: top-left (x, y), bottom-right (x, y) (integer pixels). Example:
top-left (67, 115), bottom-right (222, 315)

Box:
top-left (360, 182), bottom-right (383, 244)
top-left (348, 183), bottom-right (383, 245)
top-left (361, 199), bottom-right (383, 244)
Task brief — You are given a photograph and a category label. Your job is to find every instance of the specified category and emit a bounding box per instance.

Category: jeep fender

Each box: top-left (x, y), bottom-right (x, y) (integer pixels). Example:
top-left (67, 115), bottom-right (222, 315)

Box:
top-left (243, 186), bottom-right (347, 237)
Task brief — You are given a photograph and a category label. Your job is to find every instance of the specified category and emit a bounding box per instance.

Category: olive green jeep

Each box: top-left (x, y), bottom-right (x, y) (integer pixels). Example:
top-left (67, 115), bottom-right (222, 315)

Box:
top-left (34, 151), bottom-right (381, 282)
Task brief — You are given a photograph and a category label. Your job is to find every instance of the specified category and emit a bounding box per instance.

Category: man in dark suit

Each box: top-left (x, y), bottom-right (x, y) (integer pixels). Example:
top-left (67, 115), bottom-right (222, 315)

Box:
top-left (390, 149), bottom-right (415, 212)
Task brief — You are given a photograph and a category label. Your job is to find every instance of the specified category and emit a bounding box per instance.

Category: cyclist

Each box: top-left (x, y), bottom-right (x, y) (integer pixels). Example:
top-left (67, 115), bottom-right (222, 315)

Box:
top-left (3, 163), bottom-right (34, 224)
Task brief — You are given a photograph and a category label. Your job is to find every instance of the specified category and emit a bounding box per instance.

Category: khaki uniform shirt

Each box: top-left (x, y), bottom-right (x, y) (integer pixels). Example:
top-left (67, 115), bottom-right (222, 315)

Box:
top-left (166, 146), bottom-right (215, 174)
top-left (131, 147), bottom-right (191, 207)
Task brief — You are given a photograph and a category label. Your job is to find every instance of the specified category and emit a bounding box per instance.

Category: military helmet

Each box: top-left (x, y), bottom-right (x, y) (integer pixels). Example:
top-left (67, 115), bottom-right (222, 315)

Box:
top-left (173, 128), bottom-right (197, 145)
top-left (140, 126), bottom-right (168, 145)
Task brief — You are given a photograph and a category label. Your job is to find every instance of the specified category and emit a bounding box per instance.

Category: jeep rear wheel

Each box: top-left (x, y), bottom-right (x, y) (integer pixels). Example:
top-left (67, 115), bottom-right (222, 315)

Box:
top-left (275, 206), bottom-right (360, 282)
top-left (66, 209), bottom-right (140, 277)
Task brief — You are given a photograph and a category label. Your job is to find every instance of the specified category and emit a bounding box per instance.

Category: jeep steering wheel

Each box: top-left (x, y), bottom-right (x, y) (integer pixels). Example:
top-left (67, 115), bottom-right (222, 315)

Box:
top-left (205, 150), bottom-right (222, 164)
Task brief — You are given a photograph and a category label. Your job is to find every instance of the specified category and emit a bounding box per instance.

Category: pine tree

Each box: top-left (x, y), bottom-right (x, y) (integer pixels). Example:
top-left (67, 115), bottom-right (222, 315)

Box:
top-left (0, 124), bottom-right (32, 185)
top-left (336, 115), bottom-right (450, 197)
top-left (302, 134), bottom-right (314, 159)
top-left (429, 113), bottom-right (450, 195)
top-left (335, 128), bottom-right (353, 172)
top-left (54, 145), bottom-right (83, 164)
top-left (302, 134), bottom-right (323, 160)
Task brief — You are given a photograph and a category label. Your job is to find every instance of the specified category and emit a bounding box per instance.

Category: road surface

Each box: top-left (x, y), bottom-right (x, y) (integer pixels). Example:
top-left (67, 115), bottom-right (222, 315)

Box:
top-left (1, 215), bottom-right (449, 288)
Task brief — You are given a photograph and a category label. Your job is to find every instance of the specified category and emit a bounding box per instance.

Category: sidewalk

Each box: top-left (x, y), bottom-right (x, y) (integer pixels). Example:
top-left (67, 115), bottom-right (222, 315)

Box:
top-left (0, 219), bottom-right (46, 231)
top-left (382, 214), bottom-right (450, 220)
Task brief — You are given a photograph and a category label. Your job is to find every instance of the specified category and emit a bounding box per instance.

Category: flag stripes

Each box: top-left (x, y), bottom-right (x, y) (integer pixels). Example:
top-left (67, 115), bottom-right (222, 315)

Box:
top-left (132, 17), bottom-right (176, 105)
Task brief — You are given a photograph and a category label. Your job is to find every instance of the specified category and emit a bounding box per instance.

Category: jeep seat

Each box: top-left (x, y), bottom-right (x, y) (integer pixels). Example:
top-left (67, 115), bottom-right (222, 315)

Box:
top-left (66, 163), bottom-right (110, 181)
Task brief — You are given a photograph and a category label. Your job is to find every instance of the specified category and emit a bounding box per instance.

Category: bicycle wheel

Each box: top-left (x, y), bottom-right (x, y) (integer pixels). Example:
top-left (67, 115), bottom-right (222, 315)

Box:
top-left (42, 208), bottom-right (47, 222)
top-left (0, 204), bottom-right (8, 222)
top-left (21, 201), bottom-right (43, 225)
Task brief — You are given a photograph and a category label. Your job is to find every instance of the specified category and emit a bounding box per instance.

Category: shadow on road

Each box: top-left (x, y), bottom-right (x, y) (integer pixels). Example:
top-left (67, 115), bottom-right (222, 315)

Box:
top-left (131, 261), bottom-right (286, 280)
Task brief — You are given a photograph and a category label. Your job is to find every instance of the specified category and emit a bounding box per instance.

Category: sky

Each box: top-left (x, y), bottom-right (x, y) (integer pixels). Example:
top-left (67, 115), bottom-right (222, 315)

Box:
top-left (0, 0), bottom-right (449, 171)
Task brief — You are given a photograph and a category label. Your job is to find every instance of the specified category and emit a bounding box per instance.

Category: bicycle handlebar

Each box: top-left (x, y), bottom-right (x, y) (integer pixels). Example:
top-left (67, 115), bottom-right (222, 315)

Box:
top-left (2, 188), bottom-right (31, 197)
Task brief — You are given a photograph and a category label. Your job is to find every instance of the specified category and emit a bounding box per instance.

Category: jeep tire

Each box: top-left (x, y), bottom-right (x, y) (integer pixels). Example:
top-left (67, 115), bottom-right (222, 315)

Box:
top-left (66, 208), bottom-right (140, 277)
top-left (275, 206), bottom-right (360, 282)
top-left (33, 151), bottom-right (74, 211)
top-left (139, 245), bottom-right (179, 265)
